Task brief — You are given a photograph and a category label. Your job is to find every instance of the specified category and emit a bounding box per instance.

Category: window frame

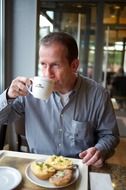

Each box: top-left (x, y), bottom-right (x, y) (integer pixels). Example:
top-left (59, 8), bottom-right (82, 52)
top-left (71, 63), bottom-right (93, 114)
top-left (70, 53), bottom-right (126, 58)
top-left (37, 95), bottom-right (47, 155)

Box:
top-left (0, 0), bottom-right (5, 93)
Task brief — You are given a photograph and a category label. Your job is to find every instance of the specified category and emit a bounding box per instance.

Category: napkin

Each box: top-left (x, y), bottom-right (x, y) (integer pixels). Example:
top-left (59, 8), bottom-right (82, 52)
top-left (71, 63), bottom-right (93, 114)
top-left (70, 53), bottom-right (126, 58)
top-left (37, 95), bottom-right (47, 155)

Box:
top-left (89, 172), bottom-right (114, 190)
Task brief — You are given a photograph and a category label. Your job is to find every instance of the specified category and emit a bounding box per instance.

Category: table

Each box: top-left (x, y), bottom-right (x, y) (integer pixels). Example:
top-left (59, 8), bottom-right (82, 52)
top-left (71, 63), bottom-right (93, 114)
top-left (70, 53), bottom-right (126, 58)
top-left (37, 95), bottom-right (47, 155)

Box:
top-left (0, 150), bottom-right (125, 190)
top-left (90, 163), bottom-right (126, 190)
top-left (0, 150), bottom-right (88, 190)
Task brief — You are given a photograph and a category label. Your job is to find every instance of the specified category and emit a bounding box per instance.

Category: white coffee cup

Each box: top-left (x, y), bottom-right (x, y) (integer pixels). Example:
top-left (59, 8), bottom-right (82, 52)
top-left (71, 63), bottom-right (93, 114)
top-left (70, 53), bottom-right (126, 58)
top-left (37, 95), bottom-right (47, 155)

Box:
top-left (28, 76), bottom-right (54, 100)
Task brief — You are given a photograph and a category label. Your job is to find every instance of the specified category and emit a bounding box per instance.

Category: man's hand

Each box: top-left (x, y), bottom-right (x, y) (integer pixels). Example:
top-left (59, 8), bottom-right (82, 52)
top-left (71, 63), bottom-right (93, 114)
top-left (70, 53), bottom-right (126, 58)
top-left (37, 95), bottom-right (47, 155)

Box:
top-left (7, 76), bottom-right (31, 99)
top-left (79, 147), bottom-right (104, 168)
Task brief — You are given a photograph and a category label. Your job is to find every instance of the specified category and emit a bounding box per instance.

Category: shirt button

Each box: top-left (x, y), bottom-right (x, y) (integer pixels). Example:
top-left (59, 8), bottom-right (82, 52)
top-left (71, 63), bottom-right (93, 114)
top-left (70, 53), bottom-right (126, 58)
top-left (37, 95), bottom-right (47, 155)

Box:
top-left (58, 143), bottom-right (61, 147)
top-left (59, 128), bottom-right (62, 132)
top-left (60, 114), bottom-right (63, 117)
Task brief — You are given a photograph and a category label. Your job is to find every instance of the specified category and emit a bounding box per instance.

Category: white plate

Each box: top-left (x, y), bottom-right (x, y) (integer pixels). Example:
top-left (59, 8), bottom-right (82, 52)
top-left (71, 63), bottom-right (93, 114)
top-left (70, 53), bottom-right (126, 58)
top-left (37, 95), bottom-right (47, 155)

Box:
top-left (0, 166), bottom-right (22, 189)
top-left (25, 161), bottom-right (80, 189)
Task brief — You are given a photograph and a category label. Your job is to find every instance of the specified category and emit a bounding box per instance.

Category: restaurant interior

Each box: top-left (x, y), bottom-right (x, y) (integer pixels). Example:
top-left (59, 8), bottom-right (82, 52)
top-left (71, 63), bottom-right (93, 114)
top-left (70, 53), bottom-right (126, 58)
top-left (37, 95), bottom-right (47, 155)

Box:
top-left (0, 0), bottom-right (126, 189)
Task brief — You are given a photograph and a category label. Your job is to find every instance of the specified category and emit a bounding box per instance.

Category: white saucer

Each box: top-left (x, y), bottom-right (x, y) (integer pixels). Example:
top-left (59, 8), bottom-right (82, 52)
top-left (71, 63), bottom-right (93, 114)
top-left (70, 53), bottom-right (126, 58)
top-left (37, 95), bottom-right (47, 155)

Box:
top-left (0, 166), bottom-right (22, 189)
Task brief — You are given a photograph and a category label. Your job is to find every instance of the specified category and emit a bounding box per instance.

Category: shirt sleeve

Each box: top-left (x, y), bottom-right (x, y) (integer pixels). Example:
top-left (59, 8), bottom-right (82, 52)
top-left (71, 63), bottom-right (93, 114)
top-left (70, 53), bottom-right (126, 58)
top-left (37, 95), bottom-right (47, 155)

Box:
top-left (0, 90), bottom-right (9, 110)
top-left (94, 89), bottom-right (120, 159)
top-left (0, 90), bottom-right (21, 125)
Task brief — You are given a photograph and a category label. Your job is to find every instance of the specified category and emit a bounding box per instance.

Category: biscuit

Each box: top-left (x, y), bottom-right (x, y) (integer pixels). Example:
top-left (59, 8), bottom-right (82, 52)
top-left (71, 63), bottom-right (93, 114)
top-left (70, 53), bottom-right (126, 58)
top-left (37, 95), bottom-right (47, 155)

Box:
top-left (49, 169), bottom-right (73, 186)
top-left (30, 160), bottom-right (56, 180)
top-left (45, 155), bottom-right (73, 170)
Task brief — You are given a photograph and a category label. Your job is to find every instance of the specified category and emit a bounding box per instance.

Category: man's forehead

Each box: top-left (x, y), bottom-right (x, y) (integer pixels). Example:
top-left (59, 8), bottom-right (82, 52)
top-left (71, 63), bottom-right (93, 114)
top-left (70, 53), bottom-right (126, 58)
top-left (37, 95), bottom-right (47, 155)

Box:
top-left (39, 43), bottom-right (68, 56)
top-left (40, 42), bottom-right (66, 49)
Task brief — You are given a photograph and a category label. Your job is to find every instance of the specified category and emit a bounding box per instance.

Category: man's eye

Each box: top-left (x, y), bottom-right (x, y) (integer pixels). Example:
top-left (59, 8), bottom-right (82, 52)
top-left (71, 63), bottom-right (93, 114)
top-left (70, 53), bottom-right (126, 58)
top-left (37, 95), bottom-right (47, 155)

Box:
top-left (53, 64), bottom-right (60, 68)
top-left (41, 63), bottom-right (47, 67)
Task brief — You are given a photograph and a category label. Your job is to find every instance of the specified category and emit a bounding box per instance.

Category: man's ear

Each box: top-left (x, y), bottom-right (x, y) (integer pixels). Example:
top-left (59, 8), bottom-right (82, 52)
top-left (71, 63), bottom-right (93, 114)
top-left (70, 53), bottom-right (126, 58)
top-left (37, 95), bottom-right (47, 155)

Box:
top-left (71, 59), bottom-right (79, 72)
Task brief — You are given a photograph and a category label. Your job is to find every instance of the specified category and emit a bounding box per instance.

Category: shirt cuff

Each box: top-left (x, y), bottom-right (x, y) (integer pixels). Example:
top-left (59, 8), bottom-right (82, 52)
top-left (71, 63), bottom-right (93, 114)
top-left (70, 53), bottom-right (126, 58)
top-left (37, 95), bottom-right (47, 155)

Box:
top-left (95, 144), bottom-right (108, 159)
top-left (0, 89), bottom-right (14, 111)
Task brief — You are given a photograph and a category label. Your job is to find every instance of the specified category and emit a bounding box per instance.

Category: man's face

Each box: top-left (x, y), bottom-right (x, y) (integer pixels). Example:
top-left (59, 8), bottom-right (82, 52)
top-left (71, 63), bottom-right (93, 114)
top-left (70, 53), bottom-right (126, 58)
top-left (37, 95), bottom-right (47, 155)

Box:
top-left (39, 43), bottom-right (79, 93)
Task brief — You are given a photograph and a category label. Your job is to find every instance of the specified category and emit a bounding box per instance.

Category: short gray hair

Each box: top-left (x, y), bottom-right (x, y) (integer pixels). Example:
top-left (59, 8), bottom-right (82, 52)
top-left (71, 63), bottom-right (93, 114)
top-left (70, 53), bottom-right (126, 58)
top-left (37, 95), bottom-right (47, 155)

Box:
top-left (40, 32), bottom-right (78, 63)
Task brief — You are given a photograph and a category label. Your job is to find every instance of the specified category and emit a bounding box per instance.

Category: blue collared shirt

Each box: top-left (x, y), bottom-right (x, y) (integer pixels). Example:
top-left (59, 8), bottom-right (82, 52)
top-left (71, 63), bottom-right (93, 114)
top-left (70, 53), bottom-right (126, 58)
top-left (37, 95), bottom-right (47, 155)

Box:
top-left (0, 75), bottom-right (119, 158)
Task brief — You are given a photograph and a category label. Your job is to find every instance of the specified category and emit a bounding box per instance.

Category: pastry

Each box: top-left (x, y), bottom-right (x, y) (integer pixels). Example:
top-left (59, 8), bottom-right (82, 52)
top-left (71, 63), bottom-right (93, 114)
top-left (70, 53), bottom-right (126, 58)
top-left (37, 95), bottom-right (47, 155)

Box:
top-left (30, 160), bottom-right (56, 180)
top-left (49, 169), bottom-right (73, 186)
top-left (45, 155), bottom-right (73, 170)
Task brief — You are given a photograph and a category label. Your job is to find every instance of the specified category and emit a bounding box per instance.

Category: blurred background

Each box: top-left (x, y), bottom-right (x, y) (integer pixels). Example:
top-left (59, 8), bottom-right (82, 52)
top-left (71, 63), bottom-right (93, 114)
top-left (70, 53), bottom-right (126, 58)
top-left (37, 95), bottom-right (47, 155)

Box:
top-left (1, 0), bottom-right (126, 105)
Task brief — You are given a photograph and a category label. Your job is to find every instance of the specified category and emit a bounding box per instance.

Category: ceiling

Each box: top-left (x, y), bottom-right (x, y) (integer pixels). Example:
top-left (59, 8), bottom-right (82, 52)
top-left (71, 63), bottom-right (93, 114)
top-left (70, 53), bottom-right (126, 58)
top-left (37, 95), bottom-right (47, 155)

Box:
top-left (39, 0), bottom-right (126, 43)
top-left (40, 0), bottom-right (126, 24)
top-left (39, 0), bottom-right (126, 11)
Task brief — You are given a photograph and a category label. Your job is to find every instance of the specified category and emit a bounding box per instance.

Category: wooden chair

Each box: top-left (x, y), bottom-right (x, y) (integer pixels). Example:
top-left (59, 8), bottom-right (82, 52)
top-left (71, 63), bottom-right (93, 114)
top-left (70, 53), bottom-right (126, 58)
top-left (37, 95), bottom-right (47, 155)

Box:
top-left (110, 75), bottom-right (126, 109)
top-left (0, 124), bottom-right (7, 149)
top-left (7, 116), bottom-right (29, 152)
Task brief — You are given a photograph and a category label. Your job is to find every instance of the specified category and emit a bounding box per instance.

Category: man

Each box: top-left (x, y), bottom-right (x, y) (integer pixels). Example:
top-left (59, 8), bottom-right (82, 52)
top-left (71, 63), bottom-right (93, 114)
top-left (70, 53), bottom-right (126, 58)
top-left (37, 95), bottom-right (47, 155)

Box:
top-left (0, 32), bottom-right (119, 167)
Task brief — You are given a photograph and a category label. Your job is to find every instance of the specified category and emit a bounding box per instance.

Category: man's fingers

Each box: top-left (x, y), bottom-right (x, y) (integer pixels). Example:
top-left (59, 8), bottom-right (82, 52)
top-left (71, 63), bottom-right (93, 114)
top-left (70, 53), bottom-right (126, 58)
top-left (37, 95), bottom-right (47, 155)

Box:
top-left (84, 151), bottom-right (101, 165)
top-left (82, 151), bottom-right (95, 163)
top-left (92, 159), bottom-right (103, 168)
top-left (80, 147), bottom-right (98, 163)
top-left (79, 147), bottom-right (103, 167)
top-left (79, 151), bottom-right (87, 158)
top-left (7, 77), bottom-right (31, 98)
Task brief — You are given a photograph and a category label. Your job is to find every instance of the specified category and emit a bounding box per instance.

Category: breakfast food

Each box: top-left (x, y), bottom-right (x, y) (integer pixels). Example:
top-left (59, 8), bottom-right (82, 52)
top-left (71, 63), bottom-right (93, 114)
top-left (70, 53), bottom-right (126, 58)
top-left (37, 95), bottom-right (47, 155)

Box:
top-left (49, 169), bottom-right (73, 186)
top-left (45, 155), bottom-right (73, 170)
top-left (30, 155), bottom-right (76, 187)
top-left (30, 160), bottom-right (56, 180)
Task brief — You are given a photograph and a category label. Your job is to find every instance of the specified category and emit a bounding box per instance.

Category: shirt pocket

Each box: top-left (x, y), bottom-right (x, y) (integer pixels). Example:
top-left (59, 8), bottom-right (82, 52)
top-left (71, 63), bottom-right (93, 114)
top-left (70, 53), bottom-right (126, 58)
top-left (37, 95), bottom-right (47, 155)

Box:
top-left (70, 120), bottom-right (95, 147)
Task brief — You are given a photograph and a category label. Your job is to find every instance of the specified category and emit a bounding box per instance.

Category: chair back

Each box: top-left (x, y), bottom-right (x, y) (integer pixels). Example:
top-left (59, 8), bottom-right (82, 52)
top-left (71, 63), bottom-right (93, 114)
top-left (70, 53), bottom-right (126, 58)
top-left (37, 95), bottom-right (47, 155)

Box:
top-left (7, 116), bottom-right (29, 152)
top-left (111, 75), bottom-right (126, 98)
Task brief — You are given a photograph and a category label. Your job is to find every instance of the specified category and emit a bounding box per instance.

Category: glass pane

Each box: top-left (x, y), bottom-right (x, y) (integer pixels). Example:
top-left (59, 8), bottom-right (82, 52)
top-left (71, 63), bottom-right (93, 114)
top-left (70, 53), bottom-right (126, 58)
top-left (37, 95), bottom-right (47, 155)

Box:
top-left (38, 2), bottom-right (97, 77)
top-left (0, 0), bottom-right (5, 93)
top-left (103, 3), bottom-right (126, 88)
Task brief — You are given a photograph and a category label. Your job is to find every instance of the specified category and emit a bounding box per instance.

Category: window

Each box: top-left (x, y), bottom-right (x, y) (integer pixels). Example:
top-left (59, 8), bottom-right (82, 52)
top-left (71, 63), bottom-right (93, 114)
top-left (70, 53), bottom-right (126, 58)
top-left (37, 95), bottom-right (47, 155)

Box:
top-left (0, 0), bottom-right (5, 93)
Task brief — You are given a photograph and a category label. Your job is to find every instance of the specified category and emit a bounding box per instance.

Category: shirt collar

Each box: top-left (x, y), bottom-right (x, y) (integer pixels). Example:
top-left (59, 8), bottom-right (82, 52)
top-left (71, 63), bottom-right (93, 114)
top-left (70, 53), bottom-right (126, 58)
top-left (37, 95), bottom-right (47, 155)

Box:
top-left (70, 73), bottom-right (82, 95)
